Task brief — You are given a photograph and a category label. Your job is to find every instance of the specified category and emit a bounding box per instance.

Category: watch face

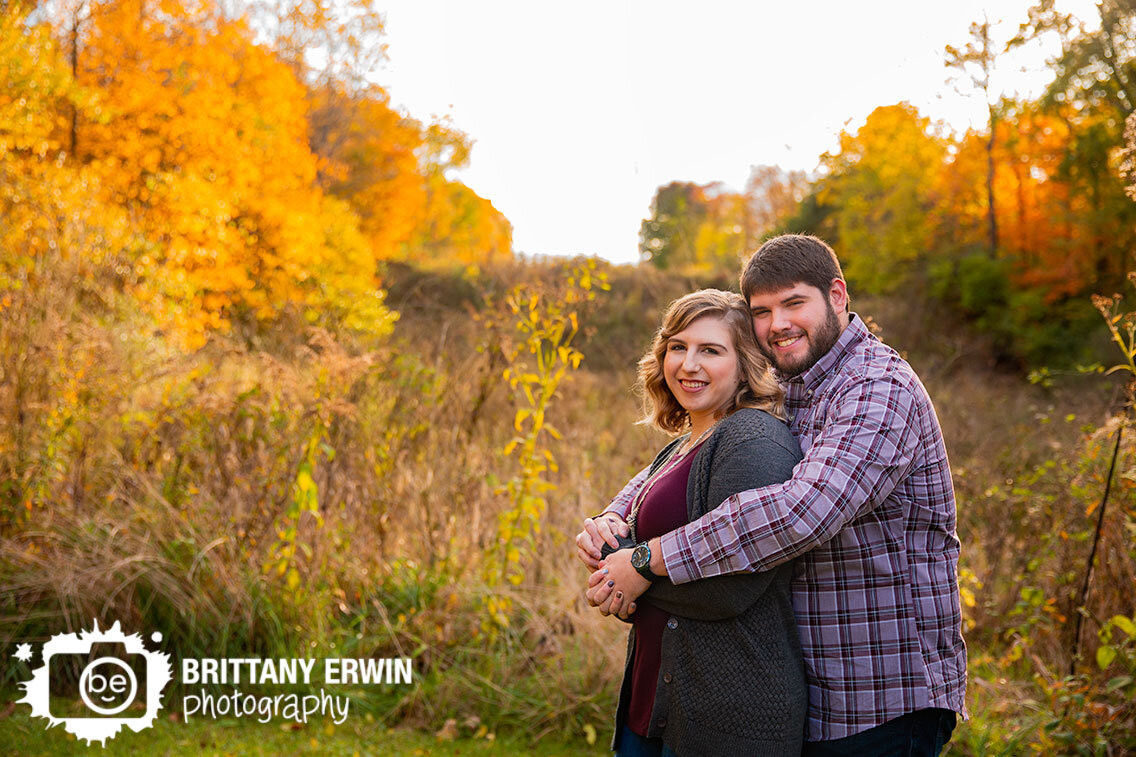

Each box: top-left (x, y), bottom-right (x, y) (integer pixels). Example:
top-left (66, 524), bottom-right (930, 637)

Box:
top-left (631, 544), bottom-right (650, 570)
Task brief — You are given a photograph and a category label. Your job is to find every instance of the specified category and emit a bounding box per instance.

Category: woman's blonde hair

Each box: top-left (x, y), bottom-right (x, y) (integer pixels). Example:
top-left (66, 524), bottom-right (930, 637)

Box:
top-left (638, 289), bottom-right (785, 434)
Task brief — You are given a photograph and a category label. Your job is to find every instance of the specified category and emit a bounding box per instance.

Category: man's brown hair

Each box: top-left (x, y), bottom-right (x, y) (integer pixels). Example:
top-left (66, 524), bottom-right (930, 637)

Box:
top-left (740, 234), bottom-right (847, 310)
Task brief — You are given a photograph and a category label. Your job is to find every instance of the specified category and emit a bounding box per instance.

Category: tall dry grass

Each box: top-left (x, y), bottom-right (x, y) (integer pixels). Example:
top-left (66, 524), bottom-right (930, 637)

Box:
top-left (2, 256), bottom-right (1133, 749)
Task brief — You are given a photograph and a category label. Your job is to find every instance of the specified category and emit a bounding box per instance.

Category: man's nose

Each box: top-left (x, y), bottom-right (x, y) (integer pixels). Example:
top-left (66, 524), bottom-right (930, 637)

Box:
top-left (770, 309), bottom-right (792, 334)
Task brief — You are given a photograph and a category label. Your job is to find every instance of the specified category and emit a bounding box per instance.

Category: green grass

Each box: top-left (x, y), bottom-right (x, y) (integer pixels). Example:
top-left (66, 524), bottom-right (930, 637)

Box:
top-left (0, 710), bottom-right (606, 756)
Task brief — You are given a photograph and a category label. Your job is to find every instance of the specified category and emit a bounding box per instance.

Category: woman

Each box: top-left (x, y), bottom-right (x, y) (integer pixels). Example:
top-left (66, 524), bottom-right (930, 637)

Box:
top-left (589, 289), bottom-right (806, 757)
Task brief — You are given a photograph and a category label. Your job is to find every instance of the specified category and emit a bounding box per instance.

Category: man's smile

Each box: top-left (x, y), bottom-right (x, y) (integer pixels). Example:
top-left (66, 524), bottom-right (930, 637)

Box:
top-left (771, 335), bottom-right (803, 349)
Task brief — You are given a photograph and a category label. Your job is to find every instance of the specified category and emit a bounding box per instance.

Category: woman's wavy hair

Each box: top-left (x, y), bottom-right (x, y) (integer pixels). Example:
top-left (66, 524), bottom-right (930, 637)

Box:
top-left (638, 289), bottom-right (785, 434)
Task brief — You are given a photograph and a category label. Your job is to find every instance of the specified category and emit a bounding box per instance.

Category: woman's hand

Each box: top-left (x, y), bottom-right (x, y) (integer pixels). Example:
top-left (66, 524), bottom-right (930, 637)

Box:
top-left (586, 548), bottom-right (649, 619)
top-left (575, 514), bottom-right (631, 569)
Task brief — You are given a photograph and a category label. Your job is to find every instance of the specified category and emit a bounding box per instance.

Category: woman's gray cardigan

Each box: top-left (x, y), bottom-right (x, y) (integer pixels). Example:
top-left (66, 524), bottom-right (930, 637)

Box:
top-left (612, 408), bottom-right (807, 756)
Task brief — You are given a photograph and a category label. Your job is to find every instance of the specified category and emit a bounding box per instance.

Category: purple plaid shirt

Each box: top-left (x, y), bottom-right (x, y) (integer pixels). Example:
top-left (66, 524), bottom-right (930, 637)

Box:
top-left (605, 315), bottom-right (967, 741)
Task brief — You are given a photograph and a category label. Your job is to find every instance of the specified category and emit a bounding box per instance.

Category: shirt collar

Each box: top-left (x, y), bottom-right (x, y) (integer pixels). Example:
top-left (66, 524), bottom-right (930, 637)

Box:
top-left (779, 312), bottom-right (869, 392)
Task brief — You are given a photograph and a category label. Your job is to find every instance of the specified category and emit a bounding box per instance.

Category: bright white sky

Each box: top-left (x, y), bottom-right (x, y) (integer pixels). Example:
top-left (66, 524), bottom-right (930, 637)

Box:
top-left (373, 0), bottom-right (1100, 264)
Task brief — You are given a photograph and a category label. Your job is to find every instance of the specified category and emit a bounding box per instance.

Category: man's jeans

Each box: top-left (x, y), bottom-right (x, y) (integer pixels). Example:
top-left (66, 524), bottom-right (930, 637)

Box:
top-left (802, 708), bottom-right (957, 757)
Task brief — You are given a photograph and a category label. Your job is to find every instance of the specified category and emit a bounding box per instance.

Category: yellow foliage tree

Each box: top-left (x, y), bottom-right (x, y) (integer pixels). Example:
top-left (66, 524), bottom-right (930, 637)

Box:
top-left (62, 0), bottom-right (394, 344)
top-left (818, 103), bottom-right (946, 292)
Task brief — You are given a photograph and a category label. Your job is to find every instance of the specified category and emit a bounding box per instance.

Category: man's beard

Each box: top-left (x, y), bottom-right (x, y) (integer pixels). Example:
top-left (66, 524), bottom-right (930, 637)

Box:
top-left (761, 303), bottom-right (842, 377)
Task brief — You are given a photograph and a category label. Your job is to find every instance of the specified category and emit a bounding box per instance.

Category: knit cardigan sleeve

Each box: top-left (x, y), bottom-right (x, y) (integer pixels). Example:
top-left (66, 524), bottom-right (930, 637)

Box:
top-left (643, 410), bottom-right (801, 621)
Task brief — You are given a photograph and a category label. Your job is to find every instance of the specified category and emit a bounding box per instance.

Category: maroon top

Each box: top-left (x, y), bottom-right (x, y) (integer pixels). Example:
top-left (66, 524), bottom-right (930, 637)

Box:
top-left (626, 440), bottom-right (703, 737)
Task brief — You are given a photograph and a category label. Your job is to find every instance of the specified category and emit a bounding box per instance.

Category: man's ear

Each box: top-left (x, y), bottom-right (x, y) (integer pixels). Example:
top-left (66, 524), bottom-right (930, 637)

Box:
top-left (828, 278), bottom-right (849, 313)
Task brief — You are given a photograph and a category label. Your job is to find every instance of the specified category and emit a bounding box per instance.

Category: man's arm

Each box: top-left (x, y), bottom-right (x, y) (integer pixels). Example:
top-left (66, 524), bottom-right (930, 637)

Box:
top-left (588, 373), bottom-right (926, 614)
top-left (640, 433), bottom-right (801, 620)
top-left (662, 374), bottom-right (921, 583)
top-left (575, 466), bottom-right (649, 569)
top-left (604, 466), bottom-right (649, 519)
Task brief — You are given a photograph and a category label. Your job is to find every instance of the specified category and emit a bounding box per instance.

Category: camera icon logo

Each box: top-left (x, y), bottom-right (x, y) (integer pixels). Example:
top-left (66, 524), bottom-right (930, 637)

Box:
top-left (16, 620), bottom-right (173, 747)
top-left (78, 655), bottom-right (138, 715)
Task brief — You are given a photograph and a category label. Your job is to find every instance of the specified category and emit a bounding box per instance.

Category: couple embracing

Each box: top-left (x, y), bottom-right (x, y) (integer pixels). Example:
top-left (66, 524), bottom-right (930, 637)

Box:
top-left (575, 234), bottom-right (967, 757)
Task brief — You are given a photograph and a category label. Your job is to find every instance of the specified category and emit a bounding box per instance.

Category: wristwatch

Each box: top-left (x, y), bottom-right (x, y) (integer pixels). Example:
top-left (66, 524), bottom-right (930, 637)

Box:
top-left (630, 541), bottom-right (660, 582)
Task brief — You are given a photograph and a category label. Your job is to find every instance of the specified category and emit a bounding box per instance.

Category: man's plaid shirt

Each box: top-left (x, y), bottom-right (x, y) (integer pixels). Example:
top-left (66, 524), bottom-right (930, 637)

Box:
top-left (605, 315), bottom-right (967, 741)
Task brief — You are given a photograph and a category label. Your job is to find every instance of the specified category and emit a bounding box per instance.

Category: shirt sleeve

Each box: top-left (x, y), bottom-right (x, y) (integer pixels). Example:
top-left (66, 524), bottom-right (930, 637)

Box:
top-left (602, 465), bottom-right (650, 519)
top-left (660, 373), bottom-right (922, 584)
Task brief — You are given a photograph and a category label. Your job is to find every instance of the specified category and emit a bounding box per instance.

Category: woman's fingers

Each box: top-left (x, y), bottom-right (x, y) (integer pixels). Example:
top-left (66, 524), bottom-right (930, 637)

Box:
top-left (607, 590), bottom-right (625, 618)
top-left (587, 566), bottom-right (609, 588)
top-left (586, 575), bottom-right (616, 610)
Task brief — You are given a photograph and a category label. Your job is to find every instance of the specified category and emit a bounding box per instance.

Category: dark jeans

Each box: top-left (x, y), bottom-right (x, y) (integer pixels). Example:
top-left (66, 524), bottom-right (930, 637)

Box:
top-left (802, 708), bottom-right (957, 757)
top-left (615, 725), bottom-right (679, 757)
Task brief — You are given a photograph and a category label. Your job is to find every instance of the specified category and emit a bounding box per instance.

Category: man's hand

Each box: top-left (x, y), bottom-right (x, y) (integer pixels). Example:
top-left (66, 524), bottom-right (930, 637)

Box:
top-left (575, 513), bottom-right (631, 569)
top-left (586, 547), bottom-right (649, 619)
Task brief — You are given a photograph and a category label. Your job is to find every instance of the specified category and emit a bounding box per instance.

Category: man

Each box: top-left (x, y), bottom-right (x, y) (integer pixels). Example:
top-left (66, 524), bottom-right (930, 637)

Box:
top-left (578, 234), bottom-right (966, 755)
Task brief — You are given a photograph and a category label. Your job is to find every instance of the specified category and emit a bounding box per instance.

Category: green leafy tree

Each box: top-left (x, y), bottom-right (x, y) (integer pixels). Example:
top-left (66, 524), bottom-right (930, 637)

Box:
top-left (639, 181), bottom-right (709, 269)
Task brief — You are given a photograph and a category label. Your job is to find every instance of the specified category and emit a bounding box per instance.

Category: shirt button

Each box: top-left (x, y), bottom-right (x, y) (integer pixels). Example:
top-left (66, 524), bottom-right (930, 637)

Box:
top-left (666, 618), bottom-right (678, 630)
top-left (663, 673), bottom-right (673, 683)
top-left (657, 718), bottom-right (667, 729)
top-left (787, 414), bottom-right (795, 423)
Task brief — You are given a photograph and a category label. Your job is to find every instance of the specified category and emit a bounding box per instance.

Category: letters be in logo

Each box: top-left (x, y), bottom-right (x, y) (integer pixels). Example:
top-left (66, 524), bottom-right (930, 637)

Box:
top-left (16, 620), bottom-right (173, 746)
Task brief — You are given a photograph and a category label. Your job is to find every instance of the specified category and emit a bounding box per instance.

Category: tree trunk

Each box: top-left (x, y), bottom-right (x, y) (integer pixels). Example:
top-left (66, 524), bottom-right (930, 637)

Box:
top-left (986, 110), bottom-right (998, 256)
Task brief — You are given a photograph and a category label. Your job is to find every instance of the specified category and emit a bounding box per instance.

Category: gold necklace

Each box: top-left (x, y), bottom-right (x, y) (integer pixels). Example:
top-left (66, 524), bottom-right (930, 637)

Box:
top-left (627, 419), bottom-right (720, 538)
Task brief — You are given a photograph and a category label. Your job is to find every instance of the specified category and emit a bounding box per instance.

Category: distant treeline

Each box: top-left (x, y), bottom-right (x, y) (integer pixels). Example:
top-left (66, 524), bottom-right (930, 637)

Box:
top-left (640, 1), bottom-right (1136, 367)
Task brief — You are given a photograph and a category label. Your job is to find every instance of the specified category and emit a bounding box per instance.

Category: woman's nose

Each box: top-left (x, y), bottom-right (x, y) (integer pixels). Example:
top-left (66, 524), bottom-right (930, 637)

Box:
top-left (682, 350), bottom-right (700, 372)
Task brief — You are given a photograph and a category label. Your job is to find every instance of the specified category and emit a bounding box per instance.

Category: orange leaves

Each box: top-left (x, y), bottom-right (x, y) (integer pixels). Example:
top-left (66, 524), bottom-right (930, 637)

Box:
top-left (29, 0), bottom-right (406, 346)
top-left (310, 85), bottom-right (513, 267)
top-left (6, 0), bottom-right (506, 351)
top-left (310, 85), bottom-right (426, 261)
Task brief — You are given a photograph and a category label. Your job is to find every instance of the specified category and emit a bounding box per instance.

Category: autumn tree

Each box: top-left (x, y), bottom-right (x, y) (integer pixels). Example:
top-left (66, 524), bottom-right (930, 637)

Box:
top-left (744, 164), bottom-right (809, 239)
top-left (308, 83), bottom-right (428, 262)
top-left (817, 104), bottom-right (946, 292)
top-left (1008, 0), bottom-right (1136, 292)
top-left (249, 0), bottom-right (387, 90)
top-left (36, 0), bottom-right (398, 345)
top-left (1011, 0), bottom-right (1134, 118)
top-left (946, 14), bottom-right (1001, 255)
top-left (639, 181), bottom-right (753, 272)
